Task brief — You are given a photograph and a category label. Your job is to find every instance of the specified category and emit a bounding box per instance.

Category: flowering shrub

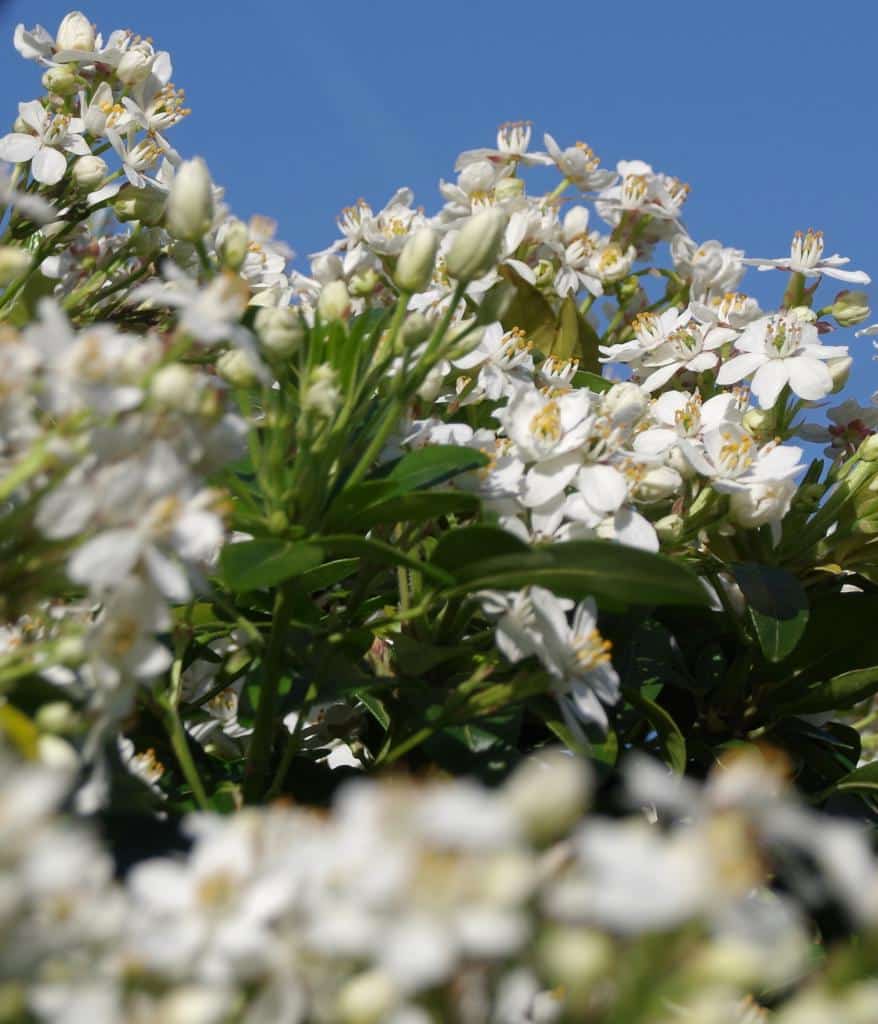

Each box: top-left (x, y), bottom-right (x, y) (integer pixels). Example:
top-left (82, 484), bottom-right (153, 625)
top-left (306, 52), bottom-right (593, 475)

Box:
top-left (4, 9), bottom-right (878, 1022)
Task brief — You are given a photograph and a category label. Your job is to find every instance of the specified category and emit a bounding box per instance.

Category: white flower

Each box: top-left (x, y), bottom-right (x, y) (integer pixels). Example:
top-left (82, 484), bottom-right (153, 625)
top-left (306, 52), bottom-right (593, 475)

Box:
top-left (716, 311), bottom-right (847, 408)
top-left (455, 122), bottom-right (551, 171)
top-left (743, 229), bottom-right (870, 284)
top-left (498, 388), bottom-right (594, 506)
top-left (0, 100), bottom-right (89, 185)
top-left (639, 318), bottom-right (737, 393)
top-left (531, 589), bottom-right (620, 735)
top-left (680, 424), bottom-right (804, 495)
top-left (543, 134), bottom-right (616, 191)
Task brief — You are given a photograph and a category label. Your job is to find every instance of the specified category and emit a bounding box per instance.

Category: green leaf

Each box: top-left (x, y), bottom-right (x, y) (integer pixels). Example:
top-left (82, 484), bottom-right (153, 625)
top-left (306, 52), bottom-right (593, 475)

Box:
top-left (388, 445), bottom-right (489, 492)
top-left (219, 539), bottom-right (324, 592)
top-left (431, 525), bottom-right (530, 574)
top-left (771, 666), bottom-right (878, 716)
top-left (322, 535), bottom-right (456, 587)
top-left (571, 369), bottom-right (612, 393)
top-left (625, 689), bottom-right (687, 773)
top-left (447, 541), bottom-right (709, 607)
top-left (497, 265), bottom-right (557, 350)
top-left (729, 563), bottom-right (809, 662)
top-left (297, 558), bottom-right (360, 592)
top-left (551, 295), bottom-right (601, 373)
top-left (391, 634), bottom-right (472, 675)
top-left (352, 491), bottom-right (480, 530)
top-left (828, 762), bottom-right (878, 798)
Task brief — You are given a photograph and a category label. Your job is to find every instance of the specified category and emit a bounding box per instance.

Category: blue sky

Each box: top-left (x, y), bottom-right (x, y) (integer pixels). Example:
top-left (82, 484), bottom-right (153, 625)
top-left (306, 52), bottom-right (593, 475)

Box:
top-left (2, 0), bottom-right (877, 397)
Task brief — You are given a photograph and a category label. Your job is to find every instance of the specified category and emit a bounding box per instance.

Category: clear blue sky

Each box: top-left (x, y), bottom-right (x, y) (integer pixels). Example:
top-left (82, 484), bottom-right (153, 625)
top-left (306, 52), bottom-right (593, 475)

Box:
top-left (2, 0), bottom-right (878, 399)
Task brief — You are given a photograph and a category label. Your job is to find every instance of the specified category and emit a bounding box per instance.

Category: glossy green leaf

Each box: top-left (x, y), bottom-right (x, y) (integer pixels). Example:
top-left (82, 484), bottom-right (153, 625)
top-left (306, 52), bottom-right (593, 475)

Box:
top-left (447, 540), bottom-right (709, 607)
top-left (322, 535), bottom-right (456, 587)
top-left (771, 666), bottom-right (878, 716)
top-left (828, 762), bottom-right (878, 797)
top-left (730, 563), bottom-right (809, 662)
top-left (388, 445), bottom-right (489, 492)
top-left (219, 540), bottom-right (324, 592)
top-left (431, 525), bottom-right (530, 574)
top-left (497, 265), bottom-right (557, 350)
top-left (625, 689), bottom-right (687, 773)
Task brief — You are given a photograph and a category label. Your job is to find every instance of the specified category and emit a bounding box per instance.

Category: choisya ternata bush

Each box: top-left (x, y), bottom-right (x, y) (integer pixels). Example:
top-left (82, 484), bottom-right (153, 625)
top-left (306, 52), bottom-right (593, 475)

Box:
top-left (4, 8), bottom-right (878, 1022)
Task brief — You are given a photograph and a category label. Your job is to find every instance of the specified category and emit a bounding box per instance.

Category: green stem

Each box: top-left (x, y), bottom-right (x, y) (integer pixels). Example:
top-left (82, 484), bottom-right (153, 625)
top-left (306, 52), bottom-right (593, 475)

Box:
top-left (242, 585), bottom-right (294, 802)
top-left (163, 704), bottom-right (209, 810)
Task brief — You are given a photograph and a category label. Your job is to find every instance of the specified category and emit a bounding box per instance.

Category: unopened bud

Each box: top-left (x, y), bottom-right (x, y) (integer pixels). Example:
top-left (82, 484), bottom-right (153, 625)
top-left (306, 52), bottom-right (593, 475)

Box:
top-left (537, 928), bottom-right (614, 1007)
top-left (55, 11), bottom-right (95, 52)
top-left (71, 154), bottom-right (107, 191)
top-left (533, 258), bottom-right (555, 289)
top-left (494, 176), bottom-right (525, 202)
top-left (398, 312), bottom-right (432, 349)
top-left (166, 158), bottom-right (215, 241)
top-left (12, 116), bottom-right (28, 134)
top-left (216, 218), bottom-right (249, 271)
top-left (42, 65), bottom-right (78, 96)
top-left (504, 749), bottom-right (590, 844)
top-left (394, 227), bottom-right (439, 293)
top-left (254, 306), bottom-right (304, 357)
top-left (617, 274), bottom-right (641, 302)
top-left (828, 355), bottom-right (853, 393)
top-left (216, 349), bottom-right (261, 388)
top-left (317, 280), bottom-right (351, 321)
top-left (858, 434), bottom-right (878, 462)
top-left (743, 407), bottom-right (775, 437)
top-left (654, 513), bottom-right (684, 543)
top-left (348, 268), bottom-right (380, 297)
top-left (336, 970), bottom-right (398, 1024)
top-left (446, 207), bottom-right (508, 282)
top-left (636, 465), bottom-right (682, 502)
top-left (35, 701), bottom-right (79, 735)
top-left (831, 290), bottom-right (871, 328)
top-left (150, 363), bottom-right (202, 412)
top-left (602, 381), bottom-right (647, 425)
top-left (112, 184), bottom-right (166, 226)
top-left (0, 246), bottom-right (30, 285)
top-left (116, 43), bottom-right (154, 86)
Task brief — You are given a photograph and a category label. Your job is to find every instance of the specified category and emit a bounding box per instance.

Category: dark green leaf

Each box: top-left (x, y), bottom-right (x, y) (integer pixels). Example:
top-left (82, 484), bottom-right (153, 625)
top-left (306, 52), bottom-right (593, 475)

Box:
top-left (297, 558), bottom-right (360, 592)
top-left (388, 445), bottom-right (489, 492)
top-left (219, 540), bottom-right (324, 592)
top-left (431, 525), bottom-right (530, 574)
top-left (497, 265), bottom-right (557, 351)
top-left (828, 762), bottom-right (878, 798)
top-left (771, 666), bottom-right (878, 716)
top-left (625, 689), bottom-right (687, 773)
top-left (730, 563), bottom-right (809, 662)
top-left (447, 541), bottom-right (709, 607)
top-left (322, 535), bottom-right (456, 587)
top-left (571, 369), bottom-right (612, 393)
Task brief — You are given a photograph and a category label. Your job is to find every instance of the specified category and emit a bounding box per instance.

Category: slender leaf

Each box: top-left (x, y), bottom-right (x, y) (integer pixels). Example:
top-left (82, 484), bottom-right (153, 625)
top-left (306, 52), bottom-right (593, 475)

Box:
top-left (625, 689), bottom-right (687, 773)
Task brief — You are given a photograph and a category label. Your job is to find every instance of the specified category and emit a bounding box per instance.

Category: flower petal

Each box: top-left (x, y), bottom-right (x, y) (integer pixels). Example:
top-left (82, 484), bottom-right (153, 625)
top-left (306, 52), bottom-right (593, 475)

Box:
top-left (31, 146), bottom-right (67, 185)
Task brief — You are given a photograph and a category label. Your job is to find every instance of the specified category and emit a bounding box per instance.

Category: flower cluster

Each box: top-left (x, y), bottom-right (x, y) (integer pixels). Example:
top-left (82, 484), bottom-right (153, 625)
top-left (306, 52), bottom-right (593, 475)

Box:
top-left (5, 739), bottom-right (878, 1024)
top-left (4, 10), bottom-right (878, 1023)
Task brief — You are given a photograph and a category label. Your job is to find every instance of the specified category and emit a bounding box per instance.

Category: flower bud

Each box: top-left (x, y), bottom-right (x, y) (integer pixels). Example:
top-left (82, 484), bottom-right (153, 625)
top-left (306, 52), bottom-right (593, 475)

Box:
top-left (166, 158), bottom-right (215, 241)
top-left (12, 116), bottom-right (28, 134)
top-left (503, 749), bottom-right (590, 844)
top-left (743, 407), bottom-right (775, 438)
top-left (35, 701), bottom-right (79, 735)
top-left (55, 11), bottom-right (95, 52)
top-left (303, 365), bottom-right (341, 419)
top-left (537, 928), bottom-right (613, 1008)
top-left (562, 205), bottom-right (591, 243)
top-left (254, 306), bottom-right (304, 357)
top-left (317, 280), bottom-right (351, 321)
top-left (601, 381), bottom-right (647, 426)
top-left (394, 227), bottom-right (439, 293)
top-left (831, 290), bottom-right (871, 327)
top-left (636, 465), bottom-right (682, 502)
top-left (348, 268), bottom-right (380, 297)
top-left (116, 44), bottom-right (154, 86)
top-left (336, 970), bottom-right (398, 1024)
top-left (216, 349), bottom-right (261, 388)
top-left (399, 312), bottom-right (432, 349)
top-left (42, 65), bottom-right (78, 96)
top-left (112, 184), bottom-right (166, 225)
top-left (446, 207), bottom-right (508, 282)
top-left (494, 176), bottom-right (525, 202)
top-left (858, 434), bottom-right (878, 462)
top-left (828, 355), bottom-right (853, 393)
top-left (216, 218), bottom-right (249, 271)
top-left (654, 513), bottom-right (684, 543)
top-left (71, 154), bottom-right (107, 191)
top-left (0, 246), bottom-right (30, 285)
top-left (151, 363), bottom-right (202, 412)
top-left (789, 304), bottom-right (817, 324)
